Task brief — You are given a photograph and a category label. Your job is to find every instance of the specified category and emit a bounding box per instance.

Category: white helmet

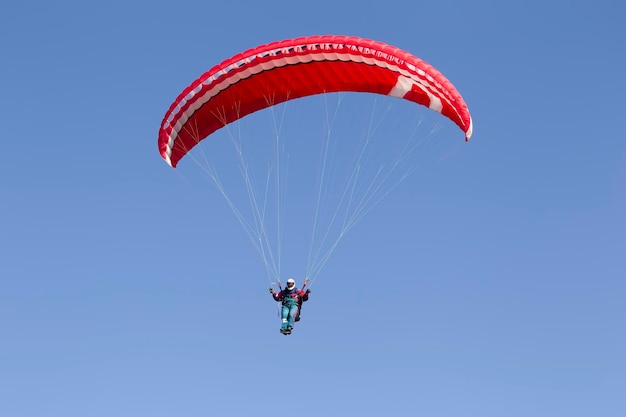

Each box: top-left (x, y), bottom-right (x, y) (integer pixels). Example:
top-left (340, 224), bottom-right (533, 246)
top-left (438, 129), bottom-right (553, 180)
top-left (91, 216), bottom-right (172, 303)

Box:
top-left (286, 278), bottom-right (295, 288)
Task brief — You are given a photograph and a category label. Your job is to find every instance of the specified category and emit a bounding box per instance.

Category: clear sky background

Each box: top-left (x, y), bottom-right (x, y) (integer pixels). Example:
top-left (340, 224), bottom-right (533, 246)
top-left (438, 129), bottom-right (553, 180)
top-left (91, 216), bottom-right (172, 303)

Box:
top-left (1, 1), bottom-right (625, 416)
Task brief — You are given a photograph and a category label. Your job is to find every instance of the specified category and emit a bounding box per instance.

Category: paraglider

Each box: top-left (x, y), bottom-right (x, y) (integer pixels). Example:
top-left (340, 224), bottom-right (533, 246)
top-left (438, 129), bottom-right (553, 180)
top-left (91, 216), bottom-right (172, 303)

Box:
top-left (269, 278), bottom-right (310, 335)
top-left (158, 35), bottom-right (473, 335)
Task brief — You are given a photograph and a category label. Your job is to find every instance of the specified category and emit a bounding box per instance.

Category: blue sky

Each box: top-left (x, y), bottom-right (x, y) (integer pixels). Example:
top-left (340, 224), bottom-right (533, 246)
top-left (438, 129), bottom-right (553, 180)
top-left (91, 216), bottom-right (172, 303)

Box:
top-left (1, 1), bottom-right (625, 416)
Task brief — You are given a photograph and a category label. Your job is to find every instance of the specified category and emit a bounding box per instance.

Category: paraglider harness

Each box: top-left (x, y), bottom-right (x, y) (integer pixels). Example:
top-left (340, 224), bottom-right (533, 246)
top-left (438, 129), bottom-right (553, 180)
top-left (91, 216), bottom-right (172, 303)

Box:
top-left (276, 278), bottom-right (309, 322)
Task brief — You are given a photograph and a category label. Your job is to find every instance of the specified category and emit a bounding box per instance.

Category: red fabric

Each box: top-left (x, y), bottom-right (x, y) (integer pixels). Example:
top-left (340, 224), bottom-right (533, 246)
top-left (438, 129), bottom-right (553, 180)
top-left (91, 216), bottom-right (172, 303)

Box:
top-left (159, 35), bottom-right (472, 167)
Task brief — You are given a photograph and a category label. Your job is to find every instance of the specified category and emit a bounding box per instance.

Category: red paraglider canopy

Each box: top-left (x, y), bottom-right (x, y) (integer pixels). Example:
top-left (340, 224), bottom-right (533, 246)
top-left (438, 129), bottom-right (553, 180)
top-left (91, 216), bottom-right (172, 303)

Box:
top-left (158, 35), bottom-right (473, 168)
